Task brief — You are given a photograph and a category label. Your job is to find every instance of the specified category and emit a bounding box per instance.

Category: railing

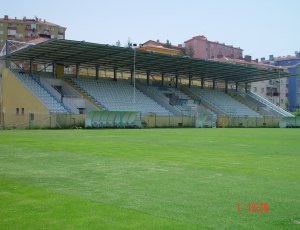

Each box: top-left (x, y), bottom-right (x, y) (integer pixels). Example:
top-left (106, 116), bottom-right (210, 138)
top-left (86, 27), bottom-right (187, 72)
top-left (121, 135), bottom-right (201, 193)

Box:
top-left (30, 75), bottom-right (71, 114)
top-left (248, 91), bottom-right (294, 117)
top-left (180, 86), bottom-right (225, 115)
top-left (68, 78), bottom-right (107, 110)
top-left (135, 83), bottom-right (180, 116)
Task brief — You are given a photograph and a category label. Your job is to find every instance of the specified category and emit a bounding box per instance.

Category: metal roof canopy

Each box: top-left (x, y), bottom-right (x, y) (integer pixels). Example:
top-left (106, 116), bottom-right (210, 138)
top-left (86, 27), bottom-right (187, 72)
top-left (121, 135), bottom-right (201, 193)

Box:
top-left (3, 39), bottom-right (291, 83)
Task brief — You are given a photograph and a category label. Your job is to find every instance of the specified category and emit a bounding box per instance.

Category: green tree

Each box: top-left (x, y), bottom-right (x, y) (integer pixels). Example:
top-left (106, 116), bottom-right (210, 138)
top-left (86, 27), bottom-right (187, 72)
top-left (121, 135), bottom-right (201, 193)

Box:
top-left (164, 39), bottom-right (172, 48)
top-left (126, 38), bottom-right (133, 48)
top-left (115, 40), bottom-right (121, 47)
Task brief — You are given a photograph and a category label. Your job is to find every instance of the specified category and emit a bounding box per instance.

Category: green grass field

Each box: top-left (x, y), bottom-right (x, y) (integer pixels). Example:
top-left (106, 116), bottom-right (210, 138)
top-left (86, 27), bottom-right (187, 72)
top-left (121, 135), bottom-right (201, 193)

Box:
top-left (0, 129), bottom-right (299, 229)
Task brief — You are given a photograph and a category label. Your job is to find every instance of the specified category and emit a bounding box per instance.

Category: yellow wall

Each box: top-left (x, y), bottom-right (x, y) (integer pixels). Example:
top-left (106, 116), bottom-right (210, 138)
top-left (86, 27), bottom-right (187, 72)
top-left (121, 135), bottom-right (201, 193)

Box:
top-left (55, 64), bottom-right (65, 78)
top-left (137, 46), bottom-right (180, 55)
top-left (2, 68), bottom-right (50, 128)
top-left (143, 115), bottom-right (195, 127)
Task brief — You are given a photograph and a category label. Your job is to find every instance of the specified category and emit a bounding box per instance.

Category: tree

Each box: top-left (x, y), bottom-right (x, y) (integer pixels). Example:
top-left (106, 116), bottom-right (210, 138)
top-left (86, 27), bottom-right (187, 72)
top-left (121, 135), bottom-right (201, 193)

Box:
top-left (164, 39), bottom-right (172, 48)
top-left (126, 38), bottom-right (133, 48)
top-left (115, 40), bottom-right (121, 47)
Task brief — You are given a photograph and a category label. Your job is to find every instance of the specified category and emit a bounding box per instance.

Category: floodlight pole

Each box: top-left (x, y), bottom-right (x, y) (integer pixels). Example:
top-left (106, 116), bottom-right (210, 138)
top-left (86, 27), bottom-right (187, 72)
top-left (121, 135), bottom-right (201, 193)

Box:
top-left (278, 70), bottom-right (281, 108)
top-left (133, 44), bottom-right (137, 110)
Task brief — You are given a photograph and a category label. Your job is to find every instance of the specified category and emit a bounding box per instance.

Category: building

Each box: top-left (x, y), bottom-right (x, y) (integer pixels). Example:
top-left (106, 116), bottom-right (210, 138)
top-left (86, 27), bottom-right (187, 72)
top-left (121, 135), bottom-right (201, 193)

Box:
top-left (251, 77), bottom-right (289, 110)
top-left (0, 15), bottom-right (66, 50)
top-left (240, 55), bottom-right (290, 110)
top-left (260, 53), bottom-right (300, 111)
top-left (184, 35), bottom-right (243, 60)
top-left (210, 55), bottom-right (289, 109)
top-left (139, 40), bottom-right (183, 55)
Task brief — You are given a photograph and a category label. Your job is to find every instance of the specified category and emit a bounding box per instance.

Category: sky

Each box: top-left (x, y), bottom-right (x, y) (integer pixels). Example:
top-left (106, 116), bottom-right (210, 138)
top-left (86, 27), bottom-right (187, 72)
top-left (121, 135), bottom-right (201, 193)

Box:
top-left (2, 0), bottom-right (299, 59)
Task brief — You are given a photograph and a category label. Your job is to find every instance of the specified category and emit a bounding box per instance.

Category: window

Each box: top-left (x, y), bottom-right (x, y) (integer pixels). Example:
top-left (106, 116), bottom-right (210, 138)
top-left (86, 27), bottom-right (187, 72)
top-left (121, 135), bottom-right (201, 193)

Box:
top-left (7, 29), bottom-right (16, 35)
top-left (261, 88), bottom-right (265, 93)
top-left (0, 30), bottom-right (3, 34)
top-left (21, 108), bottom-right (24, 115)
top-left (31, 24), bottom-right (37, 30)
top-left (16, 108), bottom-right (19, 115)
top-left (29, 113), bottom-right (34, 121)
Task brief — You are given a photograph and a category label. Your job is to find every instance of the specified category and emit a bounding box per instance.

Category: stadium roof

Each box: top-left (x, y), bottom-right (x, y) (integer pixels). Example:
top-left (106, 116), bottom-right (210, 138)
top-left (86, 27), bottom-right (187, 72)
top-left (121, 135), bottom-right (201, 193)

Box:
top-left (3, 39), bottom-right (291, 83)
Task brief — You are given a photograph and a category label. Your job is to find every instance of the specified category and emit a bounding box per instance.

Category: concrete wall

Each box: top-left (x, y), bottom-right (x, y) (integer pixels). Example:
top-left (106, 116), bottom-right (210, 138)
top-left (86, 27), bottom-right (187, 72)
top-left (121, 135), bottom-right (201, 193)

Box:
top-left (2, 68), bottom-right (50, 128)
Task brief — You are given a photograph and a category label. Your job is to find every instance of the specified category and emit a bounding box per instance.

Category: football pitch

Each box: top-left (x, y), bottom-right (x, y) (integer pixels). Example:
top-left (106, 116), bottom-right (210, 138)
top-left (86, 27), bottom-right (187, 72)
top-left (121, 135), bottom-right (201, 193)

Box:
top-left (0, 128), bottom-right (299, 229)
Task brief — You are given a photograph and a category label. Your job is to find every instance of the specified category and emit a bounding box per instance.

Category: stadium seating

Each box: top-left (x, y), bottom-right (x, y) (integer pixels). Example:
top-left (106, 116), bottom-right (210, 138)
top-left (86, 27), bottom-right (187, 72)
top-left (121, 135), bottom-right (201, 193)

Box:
top-left (70, 77), bottom-right (173, 116)
top-left (16, 73), bottom-right (71, 113)
top-left (189, 87), bottom-right (262, 117)
top-left (247, 91), bottom-right (294, 117)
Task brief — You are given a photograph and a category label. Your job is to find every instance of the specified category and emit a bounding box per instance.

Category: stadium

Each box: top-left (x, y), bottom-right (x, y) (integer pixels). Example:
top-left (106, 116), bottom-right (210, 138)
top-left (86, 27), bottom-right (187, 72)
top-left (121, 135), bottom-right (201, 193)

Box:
top-left (0, 39), bottom-right (296, 129)
top-left (0, 39), bottom-right (300, 229)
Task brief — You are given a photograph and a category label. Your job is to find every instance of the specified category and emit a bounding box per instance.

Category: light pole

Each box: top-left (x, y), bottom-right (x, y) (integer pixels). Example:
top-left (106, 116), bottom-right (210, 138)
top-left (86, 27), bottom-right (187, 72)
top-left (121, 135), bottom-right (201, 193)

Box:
top-left (133, 43), bottom-right (137, 110)
top-left (278, 70), bottom-right (281, 108)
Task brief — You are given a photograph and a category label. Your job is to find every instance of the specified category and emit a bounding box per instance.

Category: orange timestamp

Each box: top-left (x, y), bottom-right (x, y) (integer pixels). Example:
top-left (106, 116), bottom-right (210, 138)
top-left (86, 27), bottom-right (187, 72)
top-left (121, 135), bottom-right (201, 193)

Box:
top-left (237, 203), bottom-right (268, 213)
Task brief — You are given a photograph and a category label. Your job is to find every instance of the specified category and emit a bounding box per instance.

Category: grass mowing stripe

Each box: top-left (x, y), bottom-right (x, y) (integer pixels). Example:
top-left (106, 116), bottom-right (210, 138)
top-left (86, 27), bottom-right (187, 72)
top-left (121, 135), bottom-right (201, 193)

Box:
top-left (0, 129), bottom-right (299, 229)
top-left (0, 178), bottom-right (198, 230)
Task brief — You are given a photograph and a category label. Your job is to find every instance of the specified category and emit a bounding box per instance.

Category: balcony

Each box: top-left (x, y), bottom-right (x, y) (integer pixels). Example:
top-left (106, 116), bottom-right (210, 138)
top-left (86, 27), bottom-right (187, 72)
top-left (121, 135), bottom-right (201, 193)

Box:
top-left (7, 25), bottom-right (17, 30)
top-left (266, 92), bottom-right (280, 96)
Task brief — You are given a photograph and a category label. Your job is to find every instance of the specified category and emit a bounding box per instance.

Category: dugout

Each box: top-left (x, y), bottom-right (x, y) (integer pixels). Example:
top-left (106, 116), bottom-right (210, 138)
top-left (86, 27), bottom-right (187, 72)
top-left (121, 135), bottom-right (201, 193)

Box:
top-left (85, 111), bottom-right (142, 128)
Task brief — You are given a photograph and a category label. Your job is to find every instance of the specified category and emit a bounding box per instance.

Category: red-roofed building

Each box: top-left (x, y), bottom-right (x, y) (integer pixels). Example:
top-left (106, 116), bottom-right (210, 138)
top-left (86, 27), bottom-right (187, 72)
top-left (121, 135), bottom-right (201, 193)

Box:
top-left (184, 35), bottom-right (243, 60)
top-left (0, 15), bottom-right (66, 50)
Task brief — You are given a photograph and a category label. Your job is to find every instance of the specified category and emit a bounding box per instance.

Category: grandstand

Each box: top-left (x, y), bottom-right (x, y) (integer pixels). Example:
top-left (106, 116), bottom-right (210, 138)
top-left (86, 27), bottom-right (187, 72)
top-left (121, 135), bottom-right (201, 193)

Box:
top-left (188, 87), bottom-right (262, 117)
top-left (15, 72), bottom-right (71, 114)
top-left (0, 39), bottom-right (295, 128)
top-left (70, 77), bottom-right (173, 116)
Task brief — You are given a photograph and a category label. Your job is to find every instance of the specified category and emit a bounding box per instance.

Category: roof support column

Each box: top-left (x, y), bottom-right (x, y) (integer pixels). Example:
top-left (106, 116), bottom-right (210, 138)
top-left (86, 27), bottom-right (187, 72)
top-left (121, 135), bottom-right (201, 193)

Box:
top-left (95, 65), bottom-right (99, 80)
top-left (225, 80), bottom-right (228, 94)
top-left (212, 80), bottom-right (216, 90)
top-left (175, 74), bottom-right (178, 88)
top-left (130, 69), bottom-right (133, 85)
top-left (76, 64), bottom-right (79, 79)
top-left (235, 82), bottom-right (238, 91)
top-left (147, 71), bottom-right (150, 85)
top-left (201, 78), bottom-right (204, 89)
top-left (113, 68), bottom-right (117, 81)
top-left (52, 62), bottom-right (55, 78)
top-left (5, 40), bottom-right (10, 68)
top-left (188, 75), bottom-right (192, 88)
top-left (161, 73), bottom-right (164, 86)
top-left (29, 59), bottom-right (33, 76)
top-left (245, 83), bottom-right (248, 93)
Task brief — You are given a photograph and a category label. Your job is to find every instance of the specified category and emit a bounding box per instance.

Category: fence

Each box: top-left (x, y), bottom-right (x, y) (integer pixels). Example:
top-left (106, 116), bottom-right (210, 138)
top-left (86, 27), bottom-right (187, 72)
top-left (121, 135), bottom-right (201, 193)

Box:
top-left (217, 116), bottom-right (281, 128)
top-left (0, 112), bottom-right (85, 129)
top-left (280, 116), bottom-right (300, 127)
top-left (0, 112), bottom-right (290, 129)
top-left (142, 115), bottom-right (196, 128)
